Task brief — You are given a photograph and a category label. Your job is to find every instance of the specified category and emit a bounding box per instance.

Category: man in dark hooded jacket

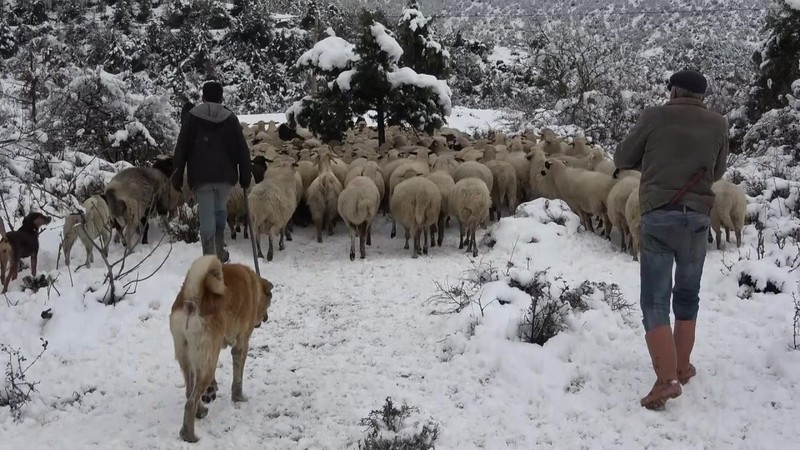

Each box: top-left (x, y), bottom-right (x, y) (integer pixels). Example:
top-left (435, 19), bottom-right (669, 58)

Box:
top-left (171, 81), bottom-right (251, 262)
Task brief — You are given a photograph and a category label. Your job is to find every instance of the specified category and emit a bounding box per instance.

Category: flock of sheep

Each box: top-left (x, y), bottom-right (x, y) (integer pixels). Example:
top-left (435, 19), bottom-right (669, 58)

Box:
top-left (61, 119), bottom-right (748, 268)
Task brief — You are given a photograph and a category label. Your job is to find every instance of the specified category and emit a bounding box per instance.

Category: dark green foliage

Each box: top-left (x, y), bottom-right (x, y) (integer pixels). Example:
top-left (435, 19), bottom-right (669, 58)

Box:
top-left (113, 0), bottom-right (133, 33)
top-left (749, 1), bottom-right (800, 119)
top-left (13, 0), bottom-right (48, 26)
top-left (396, 1), bottom-right (449, 78)
top-left (136, 0), bottom-right (152, 23)
top-left (0, 6), bottom-right (16, 59)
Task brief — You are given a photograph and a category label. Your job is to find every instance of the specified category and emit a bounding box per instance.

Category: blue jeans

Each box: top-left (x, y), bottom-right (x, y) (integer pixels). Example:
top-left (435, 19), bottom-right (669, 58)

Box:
top-left (195, 183), bottom-right (232, 243)
top-left (639, 208), bottom-right (710, 332)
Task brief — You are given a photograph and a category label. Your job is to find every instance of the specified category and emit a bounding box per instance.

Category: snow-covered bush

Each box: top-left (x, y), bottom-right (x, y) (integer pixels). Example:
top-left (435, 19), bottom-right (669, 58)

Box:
top-left (40, 68), bottom-right (178, 165)
top-left (357, 397), bottom-right (439, 450)
top-left (166, 204), bottom-right (200, 244)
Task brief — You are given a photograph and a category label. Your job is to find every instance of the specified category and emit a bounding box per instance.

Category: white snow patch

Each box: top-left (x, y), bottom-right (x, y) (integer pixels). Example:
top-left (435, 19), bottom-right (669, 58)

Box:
top-left (296, 36), bottom-right (358, 71)
top-left (370, 23), bottom-right (403, 63)
top-left (335, 69), bottom-right (357, 92)
top-left (387, 67), bottom-right (452, 114)
top-left (786, 0), bottom-right (800, 10)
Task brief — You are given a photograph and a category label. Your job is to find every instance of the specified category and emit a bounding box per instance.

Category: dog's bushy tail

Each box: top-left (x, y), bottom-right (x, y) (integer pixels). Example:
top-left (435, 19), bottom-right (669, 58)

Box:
top-left (182, 255), bottom-right (225, 309)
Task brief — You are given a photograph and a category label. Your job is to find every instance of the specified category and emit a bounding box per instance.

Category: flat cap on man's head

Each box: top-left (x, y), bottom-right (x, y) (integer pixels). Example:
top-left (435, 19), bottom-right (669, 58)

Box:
top-left (667, 69), bottom-right (707, 95)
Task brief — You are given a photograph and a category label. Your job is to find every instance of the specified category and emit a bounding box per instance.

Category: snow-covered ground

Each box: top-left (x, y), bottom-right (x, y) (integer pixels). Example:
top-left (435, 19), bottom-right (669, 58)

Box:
top-left (239, 106), bottom-right (515, 137)
top-left (1, 194), bottom-right (798, 448)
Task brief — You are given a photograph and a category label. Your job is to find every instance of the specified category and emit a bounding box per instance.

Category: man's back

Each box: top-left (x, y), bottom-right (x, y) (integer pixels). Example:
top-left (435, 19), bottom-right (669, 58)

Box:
top-left (615, 97), bottom-right (729, 216)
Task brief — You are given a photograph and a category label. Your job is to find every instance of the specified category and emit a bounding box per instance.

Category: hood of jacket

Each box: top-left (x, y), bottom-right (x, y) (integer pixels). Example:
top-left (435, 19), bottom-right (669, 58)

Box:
top-left (190, 102), bottom-right (232, 123)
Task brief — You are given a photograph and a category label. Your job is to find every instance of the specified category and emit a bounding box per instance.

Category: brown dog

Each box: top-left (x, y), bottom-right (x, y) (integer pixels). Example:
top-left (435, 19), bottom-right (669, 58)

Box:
top-left (169, 255), bottom-right (273, 443)
top-left (0, 212), bottom-right (52, 293)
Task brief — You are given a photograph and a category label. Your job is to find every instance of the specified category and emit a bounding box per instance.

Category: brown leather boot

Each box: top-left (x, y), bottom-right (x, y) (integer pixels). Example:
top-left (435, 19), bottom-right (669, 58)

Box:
top-left (641, 325), bottom-right (682, 410)
top-left (674, 320), bottom-right (697, 385)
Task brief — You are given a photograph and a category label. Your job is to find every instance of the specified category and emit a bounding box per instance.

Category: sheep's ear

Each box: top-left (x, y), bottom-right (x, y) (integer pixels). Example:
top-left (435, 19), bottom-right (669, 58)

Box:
top-left (455, 157), bottom-right (465, 163)
top-left (612, 168), bottom-right (620, 179)
top-left (264, 158), bottom-right (274, 163)
top-left (292, 162), bottom-right (299, 167)
top-left (525, 154), bottom-right (532, 160)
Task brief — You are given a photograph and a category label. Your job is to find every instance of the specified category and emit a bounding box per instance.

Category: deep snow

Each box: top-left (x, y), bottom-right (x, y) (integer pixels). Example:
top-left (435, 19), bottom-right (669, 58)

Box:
top-left (1, 195), bottom-right (798, 448)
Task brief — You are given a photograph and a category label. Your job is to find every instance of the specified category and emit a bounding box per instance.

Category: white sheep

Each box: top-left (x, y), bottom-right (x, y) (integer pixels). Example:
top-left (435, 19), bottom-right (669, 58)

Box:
top-left (537, 128), bottom-right (569, 155)
top-left (426, 169), bottom-right (455, 247)
top-left (527, 148), bottom-right (559, 200)
top-left (482, 146), bottom-right (518, 221)
top-left (337, 176), bottom-right (381, 260)
top-left (225, 177), bottom-right (255, 240)
top-left (565, 135), bottom-right (591, 158)
top-left (248, 159), bottom-right (298, 261)
top-left (307, 150), bottom-right (344, 243)
top-left (346, 161), bottom-right (385, 202)
top-left (589, 148), bottom-right (616, 176)
top-left (389, 164), bottom-right (428, 238)
top-left (451, 178), bottom-right (492, 257)
top-left (390, 176), bottom-right (442, 258)
top-left (541, 159), bottom-right (615, 238)
top-left (710, 180), bottom-right (747, 249)
top-left (63, 194), bottom-right (112, 268)
top-left (500, 144), bottom-right (531, 203)
top-left (452, 160), bottom-right (493, 193)
top-left (606, 171), bottom-right (641, 252)
top-left (625, 189), bottom-right (641, 261)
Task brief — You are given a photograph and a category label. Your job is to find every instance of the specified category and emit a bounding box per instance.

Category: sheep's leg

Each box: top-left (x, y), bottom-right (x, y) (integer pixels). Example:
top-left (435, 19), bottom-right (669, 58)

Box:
top-left (327, 212), bottom-right (335, 236)
top-left (404, 227), bottom-right (410, 250)
top-left (267, 235), bottom-right (274, 262)
top-left (242, 217), bottom-right (249, 240)
top-left (437, 216), bottom-right (445, 247)
top-left (279, 227), bottom-right (286, 251)
top-left (735, 228), bottom-right (742, 248)
top-left (391, 217), bottom-right (397, 239)
top-left (315, 218), bottom-right (323, 244)
top-left (255, 226), bottom-right (264, 259)
top-left (429, 225), bottom-right (436, 248)
top-left (423, 226), bottom-right (429, 255)
top-left (228, 216), bottom-right (237, 240)
top-left (366, 224), bottom-right (372, 246)
top-left (620, 224), bottom-right (629, 252)
top-left (359, 223), bottom-right (367, 260)
top-left (602, 213), bottom-right (612, 240)
top-left (412, 227), bottom-right (421, 258)
top-left (140, 217), bottom-right (149, 245)
top-left (711, 214), bottom-right (723, 250)
top-left (725, 227), bottom-right (731, 244)
top-left (349, 225), bottom-right (356, 261)
top-left (458, 221), bottom-right (465, 249)
top-left (470, 226), bottom-right (478, 258)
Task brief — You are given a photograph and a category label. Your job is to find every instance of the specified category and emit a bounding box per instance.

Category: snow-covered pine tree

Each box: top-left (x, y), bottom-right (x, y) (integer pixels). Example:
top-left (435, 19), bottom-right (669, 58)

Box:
top-left (136, 0), bottom-right (152, 23)
top-left (289, 10), bottom-right (451, 145)
top-left (113, 0), bottom-right (133, 34)
top-left (13, 0), bottom-right (48, 26)
top-left (396, 0), bottom-right (449, 78)
top-left (0, 3), bottom-right (16, 59)
top-left (750, 0), bottom-right (800, 119)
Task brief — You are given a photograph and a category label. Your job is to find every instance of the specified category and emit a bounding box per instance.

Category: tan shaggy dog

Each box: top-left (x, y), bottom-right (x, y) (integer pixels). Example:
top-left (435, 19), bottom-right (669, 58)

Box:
top-left (169, 255), bottom-right (273, 443)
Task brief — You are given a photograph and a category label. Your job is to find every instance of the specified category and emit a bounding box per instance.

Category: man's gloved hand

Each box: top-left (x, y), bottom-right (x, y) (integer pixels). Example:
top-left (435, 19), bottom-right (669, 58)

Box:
top-left (240, 176), bottom-right (250, 190)
top-left (171, 175), bottom-right (183, 191)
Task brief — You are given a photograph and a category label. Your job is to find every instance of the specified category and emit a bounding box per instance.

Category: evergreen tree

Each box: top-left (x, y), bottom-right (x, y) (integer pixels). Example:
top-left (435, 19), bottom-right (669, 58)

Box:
top-left (113, 0), bottom-right (133, 34)
top-left (14, 0), bottom-right (48, 26)
top-left (0, 3), bottom-right (16, 59)
top-left (290, 10), bottom-right (451, 145)
top-left (396, 0), bottom-right (449, 78)
top-left (749, 1), bottom-right (800, 119)
top-left (137, 0), bottom-right (152, 23)
top-left (57, 0), bottom-right (87, 23)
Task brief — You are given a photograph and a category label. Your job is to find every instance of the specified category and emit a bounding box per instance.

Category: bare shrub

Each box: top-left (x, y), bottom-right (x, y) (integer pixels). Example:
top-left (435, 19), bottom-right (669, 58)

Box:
top-left (358, 397), bottom-right (440, 450)
top-left (1, 338), bottom-right (48, 421)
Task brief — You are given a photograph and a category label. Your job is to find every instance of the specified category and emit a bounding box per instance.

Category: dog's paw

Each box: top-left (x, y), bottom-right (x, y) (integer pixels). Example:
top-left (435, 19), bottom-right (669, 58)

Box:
top-left (179, 427), bottom-right (199, 443)
top-left (201, 391), bottom-right (216, 404)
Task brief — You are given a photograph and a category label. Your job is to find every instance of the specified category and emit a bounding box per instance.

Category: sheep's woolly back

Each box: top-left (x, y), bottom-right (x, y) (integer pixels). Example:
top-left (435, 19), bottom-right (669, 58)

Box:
top-left (607, 176), bottom-right (640, 230)
top-left (544, 159), bottom-right (615, 216)
top-left (105, 167), bottom-right (170, 225)
top-left (452, 161), bottom-right (493, 193)
top-left (426, 171), bottom-right (456, 217)
top-left (485, 160), bottom-right (518, 212)
top-left (182, 255), bottom-right (225, 305)
top-left (338, 176), bottom-right (380, 226)
top-left (249, 163), bottom-right (297, 236)
top-left (346, 161), bottom-right (385, 201)
top-left (390, 164), bottom-right (427, 199)
top-left (390, 176), bottom-right (442, 229)
top-left (501, 151), bottom-right (531, 201)
top-left (711, 180), bottom-right (747, 230)
top-left (451, 177), bottom-right (492, 226)
top-left (307, 169), bottom-right (343, 223)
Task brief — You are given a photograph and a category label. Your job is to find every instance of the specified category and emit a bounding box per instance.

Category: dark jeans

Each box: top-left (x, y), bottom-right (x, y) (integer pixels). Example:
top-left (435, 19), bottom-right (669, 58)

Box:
top-left (640, 208), bottom-right (710, 332)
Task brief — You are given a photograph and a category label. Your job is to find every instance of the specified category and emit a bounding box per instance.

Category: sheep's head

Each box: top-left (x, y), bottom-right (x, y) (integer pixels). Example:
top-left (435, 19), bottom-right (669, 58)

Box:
top-left (540, 128), bottom-right (558, 143)
top-left (152, 155), bottom-right (175, 177)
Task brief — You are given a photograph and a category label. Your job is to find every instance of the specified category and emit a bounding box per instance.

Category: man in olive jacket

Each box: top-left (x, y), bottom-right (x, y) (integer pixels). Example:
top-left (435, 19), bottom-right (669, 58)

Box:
top-left (172, 82), bottom-right (251, 263)
top-left (614, 69), bottom-right (729, 410)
